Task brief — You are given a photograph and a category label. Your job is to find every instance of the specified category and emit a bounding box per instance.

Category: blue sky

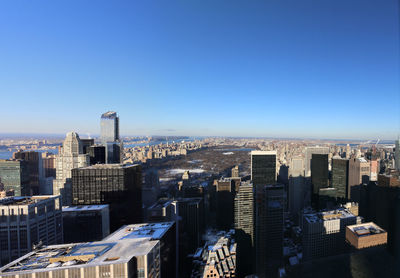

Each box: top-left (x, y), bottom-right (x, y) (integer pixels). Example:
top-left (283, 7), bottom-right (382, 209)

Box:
top-left (0, 0), bottom-right (399, 139)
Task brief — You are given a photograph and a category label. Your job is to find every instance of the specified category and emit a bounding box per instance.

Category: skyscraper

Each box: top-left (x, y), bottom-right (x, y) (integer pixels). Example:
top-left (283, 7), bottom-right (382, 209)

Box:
top-left (311, 153), bottom-right (329, 194)
top-left (305, 146), bottom-right (330, 177)
top-left (331, 157), bottom-right (350, 201)
top-left (216, 178), bottom-right (235, 230)
top-left (255, 184), bottom-right (285, 278)
top-left (289, 157), bottom-right (306, 218)
top-left (12, 151), bottom-right (42, 195)
top-left (100, 111), bottom-right (122, 164)
top-left (0, 160), bottom-right (30, 196)
top-left (395, 139), bottom-right (400, 171)
top-left (53, 132), bottom-right (89, 205)
top-left (251, 151), bottom-right (277, 190)
top-left (234, 181), bottom-right (254, 276)
top-left (71, 164), bottom-right (142, 232)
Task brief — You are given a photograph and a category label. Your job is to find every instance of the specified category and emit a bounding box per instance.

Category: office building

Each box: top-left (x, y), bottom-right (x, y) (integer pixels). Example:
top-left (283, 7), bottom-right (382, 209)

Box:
top-left (0, 238), bottom-right (161, 278)
top-left (346, 222), bottom-right (387, 249)
top-left (191, 230), bottom-right (236, 278)
top-left (0, 178), bottom-right (14, 198)
top-left (370, 159), bottom-right (379, 181)
top-left (234, 181), bottom-right (254, 276)
top-left (53, 132), bottom-right (89, 205)
top-left (231, 165), bottom-right (240, 178)
top-left (288, 157), bottom-right (306, 218)
top-left (251, 151), bottom-right (276, 190)
top-left (368, 174), bottom-right (400, 255)
top-left (311, 153), bottom-right (329, 194)
top-left (349, 157), bottom-right (370, 187)
top-left (255, 184), bottom-right (285, 278)
top-left (302, 207), bottom-right (362, 260)
top-left (104, 222), bottom-right (176, 278)
top-left (87, 145), bottom-right (106, 165)
top-left (147, 198), bottom-right (178, 223)
top-left (62, 205), bottom-right (110, 243)
top-left (80, 138), bottom-right (94, 154)
top-left (216, 178), bottom-right (235, 230)
top-left (100, 111), bottom-right (122, 164)
top-left (12, 151), bottom-right (42, 195)
top-left (395, 139), bottom-right (400, 171)
top-left (0, 196), bottom-right (63, 266)
top-left (71, 164), bottom-right (142, 232)
top-left (331, 157), bottom-right (349, 201)
top-left (305, 146), bottom-right (330, 177)
top-left (42, 152), bottom-right (56, 178)
top-left (0, 160), bottom-right (30, 196)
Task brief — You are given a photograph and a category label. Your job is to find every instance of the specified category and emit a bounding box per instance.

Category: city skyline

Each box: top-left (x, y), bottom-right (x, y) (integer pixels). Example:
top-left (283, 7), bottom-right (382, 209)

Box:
top-left (0, 0), bottom-right (399, 139)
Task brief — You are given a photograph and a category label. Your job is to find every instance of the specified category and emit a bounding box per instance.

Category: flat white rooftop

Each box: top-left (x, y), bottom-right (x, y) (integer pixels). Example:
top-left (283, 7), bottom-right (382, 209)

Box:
top-left (103, 222), bottom-right (174, 242)
top-left (62, 205), bottom-right (109, 212)
top-left (0, 238), bottom-right (158, 275)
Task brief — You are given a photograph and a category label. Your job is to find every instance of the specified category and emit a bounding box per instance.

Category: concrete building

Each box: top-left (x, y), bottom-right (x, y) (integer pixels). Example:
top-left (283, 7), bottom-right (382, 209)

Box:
top-left (103, 222), bottom-right (176, 278)
top-left (302, 206), bottom-right (362, 260)
top-left (191, 230), bottom-right (236, 278)
top-left (231, 165), bottom-right (240, 178)
top-left (0, 196), bottom-right (63, 266)
top-left (305, 146), bottom-right (330, 177)
top-left (62, 205), bottom-right (110, 243)
top-left (251, 151), bottom-right (277, 191)
top-left (53, 132), bottom-right (89, 205)
top-left (0, 238), bottom-right (160, 278)
top-left (255, 184), bottom-right (285, 278)
top-left (0, 160), bottom-right (30, 196)
top-left (71, 164), bottom-right (142, 232)
top-left (346, 222), bottom-right (387, 249)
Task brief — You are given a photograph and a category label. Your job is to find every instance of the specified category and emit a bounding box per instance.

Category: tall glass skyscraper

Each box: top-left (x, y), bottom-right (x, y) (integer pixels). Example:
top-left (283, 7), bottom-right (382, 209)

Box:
top-left (100, 111), bottom-right (119, 143)
top-left (100, 111), bottom-right (121, 163)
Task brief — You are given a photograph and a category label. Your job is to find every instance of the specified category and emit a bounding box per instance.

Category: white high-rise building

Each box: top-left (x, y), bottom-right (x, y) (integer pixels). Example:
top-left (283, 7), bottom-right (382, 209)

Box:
top-left (53, 132), bottom-right (89, 205)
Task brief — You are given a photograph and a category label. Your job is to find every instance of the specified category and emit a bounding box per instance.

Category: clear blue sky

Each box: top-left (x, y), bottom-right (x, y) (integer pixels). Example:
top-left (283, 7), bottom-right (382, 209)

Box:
top-left (0, 0), bottom-right (399, 139)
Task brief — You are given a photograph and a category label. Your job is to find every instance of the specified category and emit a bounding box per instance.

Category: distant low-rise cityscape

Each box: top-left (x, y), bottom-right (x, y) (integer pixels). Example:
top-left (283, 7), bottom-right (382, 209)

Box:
top-left (0, 111), bottom-right (399, 277)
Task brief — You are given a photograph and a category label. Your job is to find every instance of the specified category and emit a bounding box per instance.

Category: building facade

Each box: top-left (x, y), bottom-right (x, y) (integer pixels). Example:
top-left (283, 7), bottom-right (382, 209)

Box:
top-left (53, 132), bottom-right (89, 205)
top-left (0, 196), bottom-right (63, 266)
top-left (62, 205), bottom-right (110, 243)
top-left (255, 184), bottom-right (285, 278)
top-left (71, 164), bottom-right (143, 232)
top-left (0, 160), bottom-right (30, 196)
top-left (251, 151), bottom-right (277, 190)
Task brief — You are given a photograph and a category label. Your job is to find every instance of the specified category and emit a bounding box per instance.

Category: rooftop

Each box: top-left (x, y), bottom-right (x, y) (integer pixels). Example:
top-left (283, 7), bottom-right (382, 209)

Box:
top-left (0, 195), bottom-right (59, 206)
top-left (101, 111), bottom-right (118, 119)
top-left (147, 199), bottom-right (173, 210)
top-left (346, 222), bottom-right (386, 238)
top-left (304, 207), bottom-right (357, 224)
top-left (251, 150), bottom-right (277, 155)
top-left (62, 205), bottom-right (109, 212)
top-left (103, 222), bottom-right (174, 242)
top-left (0, 238), bottom-right (158, 275)
top-left (78, 163), bottom-right (140, 170)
